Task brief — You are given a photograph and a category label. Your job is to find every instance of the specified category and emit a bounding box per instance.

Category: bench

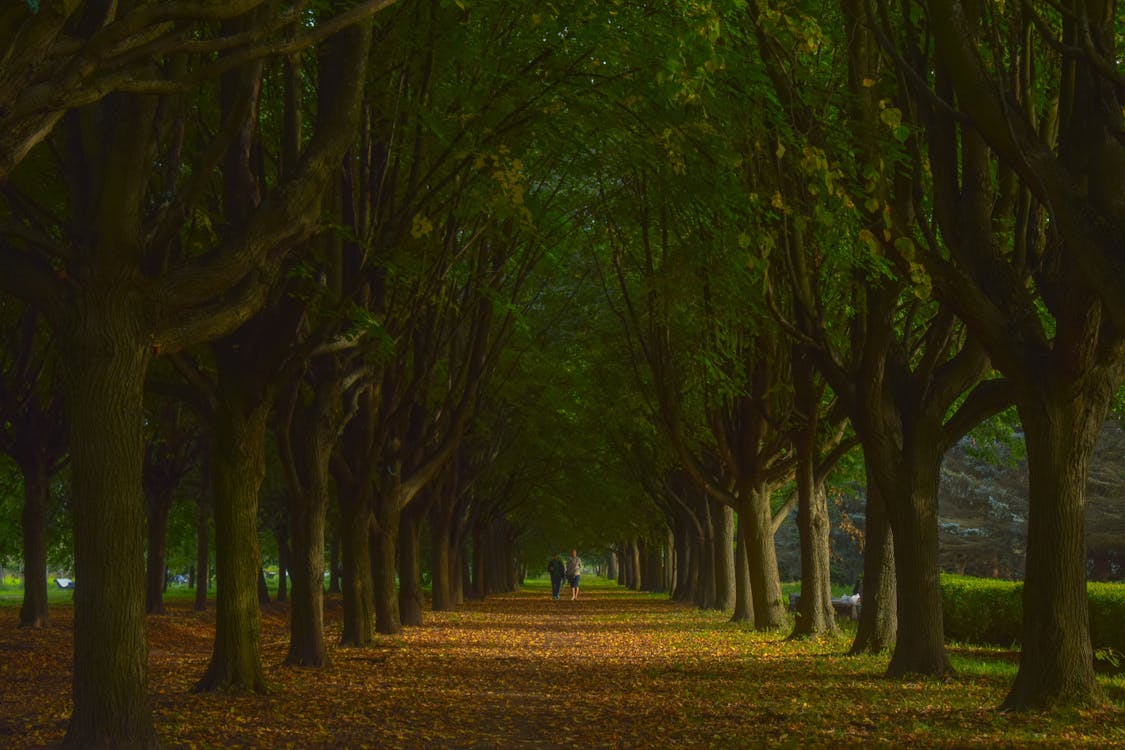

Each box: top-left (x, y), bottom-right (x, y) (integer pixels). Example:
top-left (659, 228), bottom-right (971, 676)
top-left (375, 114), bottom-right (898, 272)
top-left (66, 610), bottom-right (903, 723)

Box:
top-left (787, 592), bottom-right (860, 620)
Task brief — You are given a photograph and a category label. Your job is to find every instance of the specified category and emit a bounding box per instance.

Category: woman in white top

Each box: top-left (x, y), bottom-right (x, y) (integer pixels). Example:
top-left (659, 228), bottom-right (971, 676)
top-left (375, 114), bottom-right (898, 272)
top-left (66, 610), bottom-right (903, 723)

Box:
top-left (565, 549), bottom-right (582, 600)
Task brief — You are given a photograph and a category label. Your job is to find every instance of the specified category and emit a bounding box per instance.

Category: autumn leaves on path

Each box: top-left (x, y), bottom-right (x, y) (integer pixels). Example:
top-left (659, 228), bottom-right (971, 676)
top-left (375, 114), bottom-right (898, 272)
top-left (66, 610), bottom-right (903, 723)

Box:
top-left (3, 581), bottom-right (1124, 748)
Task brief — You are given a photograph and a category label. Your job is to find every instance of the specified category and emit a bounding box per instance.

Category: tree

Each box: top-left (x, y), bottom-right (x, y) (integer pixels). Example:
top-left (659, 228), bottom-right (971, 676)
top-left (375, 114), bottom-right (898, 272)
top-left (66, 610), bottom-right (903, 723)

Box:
top-left (870, 0), bottom-right (1125, 708)
top-left (0, 0), bottom-right (399, 182)
top-left (0, 7), bottom-right (376, 743)
top-left (142, 398), bottom-right (198, 615)
top-left (744, 0), bottom-right (1011, 671)
top-left (787, 349), bottom-right (857, 639)
top-left (0, 301), bottom-right (66, 627)
top-left (276, 293), bottom-right (372, 664)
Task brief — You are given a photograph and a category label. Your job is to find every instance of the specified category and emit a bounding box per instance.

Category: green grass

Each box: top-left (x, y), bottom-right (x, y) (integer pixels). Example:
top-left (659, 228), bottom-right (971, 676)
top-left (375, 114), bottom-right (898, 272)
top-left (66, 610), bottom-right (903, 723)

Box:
top-left (0, 579), bottom-right (76, 605)
top-left (779, 581), bottom-right (858, 601)
top-left (0, 577), bottom-right (213, 606)
top-left (0, 574), bottom-right (347, 607)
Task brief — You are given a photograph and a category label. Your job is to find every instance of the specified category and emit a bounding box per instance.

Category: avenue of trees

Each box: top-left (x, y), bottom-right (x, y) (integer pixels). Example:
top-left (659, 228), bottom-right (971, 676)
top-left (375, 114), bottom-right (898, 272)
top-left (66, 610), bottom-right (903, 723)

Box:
top-left (1, 0), bottom-right (1123, 746)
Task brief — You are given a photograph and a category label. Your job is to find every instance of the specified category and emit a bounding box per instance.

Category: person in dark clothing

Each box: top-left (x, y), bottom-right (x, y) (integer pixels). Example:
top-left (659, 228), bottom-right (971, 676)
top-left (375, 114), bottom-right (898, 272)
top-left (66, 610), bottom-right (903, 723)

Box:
top-left (547, 553), bottom-right (566, 600)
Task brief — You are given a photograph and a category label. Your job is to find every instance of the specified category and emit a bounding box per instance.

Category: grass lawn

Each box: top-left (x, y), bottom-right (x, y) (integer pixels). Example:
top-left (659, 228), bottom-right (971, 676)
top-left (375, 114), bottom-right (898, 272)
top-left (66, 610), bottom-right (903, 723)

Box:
top-left (0, 579), bottom-right (76, 605)
top-left (0, 579), bottom-right (210, 605)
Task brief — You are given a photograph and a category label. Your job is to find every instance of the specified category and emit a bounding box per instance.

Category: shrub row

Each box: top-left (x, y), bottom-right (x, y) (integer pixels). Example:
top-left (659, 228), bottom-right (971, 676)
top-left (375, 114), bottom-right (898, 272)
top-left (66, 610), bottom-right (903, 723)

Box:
top-left (940, 574), bottom-right (1125, 668)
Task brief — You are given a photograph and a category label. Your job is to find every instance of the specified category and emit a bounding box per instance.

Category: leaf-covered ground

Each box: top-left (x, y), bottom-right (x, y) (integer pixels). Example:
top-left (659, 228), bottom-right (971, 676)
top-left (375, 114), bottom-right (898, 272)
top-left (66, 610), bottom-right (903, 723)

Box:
top-left (2, 578), bottom-right (1123, 748)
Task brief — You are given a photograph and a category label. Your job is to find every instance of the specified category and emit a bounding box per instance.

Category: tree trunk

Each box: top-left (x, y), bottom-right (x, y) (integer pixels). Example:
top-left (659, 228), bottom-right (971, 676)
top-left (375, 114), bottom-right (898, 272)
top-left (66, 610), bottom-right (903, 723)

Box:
top-left (661, 528), bottom-right (670, 593)
top-left (696, 506), bottom-right (718, 610)
top-left (647, 537), bottom-right (666, 592)
top-left (744, 486), bottom-right (785, 630)
top-left (629, 539), bottom-right (643, 590)
top-left (493, 531), bottom-right (509, 594)
top-left (850, 470), bottom-right (897, 655)
top-left (282, 384), bottom-right (340, 667)
top-left (454, 540), bottom-right (469, 604)
top-left (689, 533), bottom-right (704, 605)
top-left (483, 529), bottom-right (498, 595)
top-left (670, 525), bottom-right (690, 601)
top-left (637, 538), bottom-right (649, 590)
top-left (790, 352), bottom-right (836, 639)
top-left (638, 538), bottom-right (652, 590)
top-left (398, 502), bottom-right (424, 626)
top-left (505, 531), bottom-right (520, 591)
top-left (338, 487), bottom-right (374, 647)
top-left (193, 378), bottom-right (270, 694)
top-left (447, 499), bottom-right (470, 611)
top-left (732, 512), bottom-right (753, 623)
top-left (607, 549), bottom-right (619, 583)
top-left (790, 480), bottom-right (835, 638)
top-left (327, 534), bottom-right (341, 595)
top-left (671, 524), bottom-right (695, 603)
top-left (620, 541), bottom-right (633, 588)
top-left (430, 499), bottom-right (455, 611)
top-left (18, 456), bottom-right (49, 628)
top-left (194, 495), bottom-right (210, 612)
top-left (275, 524), bottom-right (290, 603)
top-left (257, 569), bottom-right (270, 606)
top-left (883, 454), bottom-right (952, 679)
top-left (371, 485), bottom-right (402, 635)
top-left (486, 527), bottom-right (506, 595)
top-left (284, 460), bottom-right (330, 666)
top-left (470, 525), bottom-right (486, 599)
top-left (60, 304), bottom-right (157, 748)
top-left (1002, 390), bottom-right (1111, 710)
top-left (333, 412), bottom-right (376, 646)
top-left (629, 540), bottom-right (643, 589)
top-left (617, 542), bottom-right (627, 585)
top-left (144, 490), bottom-right (172, 615)
top-left (712, 501), bottom-right (736, 611)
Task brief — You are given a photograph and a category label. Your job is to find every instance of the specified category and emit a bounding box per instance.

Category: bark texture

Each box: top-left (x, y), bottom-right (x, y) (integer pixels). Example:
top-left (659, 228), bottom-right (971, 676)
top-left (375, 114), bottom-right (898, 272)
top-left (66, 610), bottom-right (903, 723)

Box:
top-left (61, 283), bottom-right (157, 748)
top-left (398, 502), bottom-right (425, 627)
top-left (371, 484), bottom-right (403, 635)
top-left (712, 502), bottom-right (735, 611)
top-left (193, 363), bottom-right (270, 694)
top-left (338, 488), bottom-right (375, 646)
top-left (18, 458), bottom-right (51, 628)
top-left (731, 512), bottom-right (753, 623)
top-left (1002, 383), bottom-right (1117, 709)
top-left (850, 473), bottom-right (897, 655)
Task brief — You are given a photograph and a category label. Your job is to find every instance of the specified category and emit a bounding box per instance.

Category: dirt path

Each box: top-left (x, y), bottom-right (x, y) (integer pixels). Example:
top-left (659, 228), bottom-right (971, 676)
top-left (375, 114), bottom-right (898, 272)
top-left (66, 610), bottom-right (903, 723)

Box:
top-left (1, 580), bottom-right (1122, 748)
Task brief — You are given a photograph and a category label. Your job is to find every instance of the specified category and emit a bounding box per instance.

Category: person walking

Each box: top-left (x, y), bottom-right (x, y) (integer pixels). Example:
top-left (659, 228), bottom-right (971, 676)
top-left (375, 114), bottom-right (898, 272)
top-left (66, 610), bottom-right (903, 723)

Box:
top-left (565, 548), bottom-right (582, 600)
top-left (547, 553), bottom-right (566, 600)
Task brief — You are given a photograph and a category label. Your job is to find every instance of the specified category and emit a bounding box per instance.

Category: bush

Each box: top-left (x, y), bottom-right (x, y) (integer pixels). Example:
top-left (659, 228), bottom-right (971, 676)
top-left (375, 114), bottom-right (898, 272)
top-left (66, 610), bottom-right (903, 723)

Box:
top-left (1088, 581), bottom-right (1125, 669)
top-left (942, 574), bottom-right (1022, 647)
top-left (941, 574), bottom-right (1125, 669)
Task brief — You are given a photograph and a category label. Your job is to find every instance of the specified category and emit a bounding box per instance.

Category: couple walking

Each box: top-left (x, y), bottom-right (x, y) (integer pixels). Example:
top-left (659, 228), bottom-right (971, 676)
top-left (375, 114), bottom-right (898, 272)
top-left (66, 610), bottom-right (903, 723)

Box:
top-left (548, 549), bottom-right (582, 600)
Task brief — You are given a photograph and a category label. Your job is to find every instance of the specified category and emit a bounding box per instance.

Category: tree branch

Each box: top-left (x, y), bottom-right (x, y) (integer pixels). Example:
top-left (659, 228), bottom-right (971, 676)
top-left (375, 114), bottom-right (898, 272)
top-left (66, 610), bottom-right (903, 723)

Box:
top-left (938, 377), bottom-right (1012, 454)
top-left (154, 16), bottom-right (374, 346)
top-left (0, 1), bottom-right (399, 181)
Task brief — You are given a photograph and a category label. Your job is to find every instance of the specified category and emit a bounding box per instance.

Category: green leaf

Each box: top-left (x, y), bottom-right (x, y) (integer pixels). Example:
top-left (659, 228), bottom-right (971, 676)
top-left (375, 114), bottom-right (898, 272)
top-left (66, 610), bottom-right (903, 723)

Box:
top-left (880, 107), bottom-right (902, 129)
top-left (893, 236), bottom-right (915, 259)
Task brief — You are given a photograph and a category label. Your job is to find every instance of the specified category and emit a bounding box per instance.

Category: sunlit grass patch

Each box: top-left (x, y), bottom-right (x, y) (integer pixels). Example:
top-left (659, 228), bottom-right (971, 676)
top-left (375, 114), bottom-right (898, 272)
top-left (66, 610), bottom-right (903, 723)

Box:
top-left (948, 643), bottom-right (1020, 682)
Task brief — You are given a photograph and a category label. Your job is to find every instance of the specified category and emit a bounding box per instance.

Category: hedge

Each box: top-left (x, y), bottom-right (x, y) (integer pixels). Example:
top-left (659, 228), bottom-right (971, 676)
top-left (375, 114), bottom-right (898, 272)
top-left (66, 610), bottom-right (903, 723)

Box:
top-left (940, 574), bottom-right (1125, 669)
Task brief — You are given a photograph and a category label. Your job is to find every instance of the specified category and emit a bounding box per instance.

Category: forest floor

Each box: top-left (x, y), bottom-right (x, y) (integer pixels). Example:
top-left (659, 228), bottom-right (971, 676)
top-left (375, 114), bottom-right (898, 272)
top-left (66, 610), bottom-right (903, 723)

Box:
top-left (1, 577), bottom-right (1123, 748)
